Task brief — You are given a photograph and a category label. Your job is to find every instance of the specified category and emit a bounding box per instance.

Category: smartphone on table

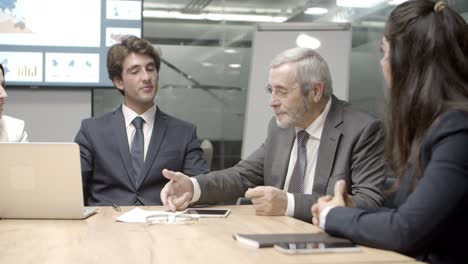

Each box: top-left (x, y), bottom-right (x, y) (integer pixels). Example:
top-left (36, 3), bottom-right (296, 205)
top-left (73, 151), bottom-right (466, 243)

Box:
top-left (183, 208), bottom-right (231, 218)
top-left (274, 241), bottom-right (360, 254)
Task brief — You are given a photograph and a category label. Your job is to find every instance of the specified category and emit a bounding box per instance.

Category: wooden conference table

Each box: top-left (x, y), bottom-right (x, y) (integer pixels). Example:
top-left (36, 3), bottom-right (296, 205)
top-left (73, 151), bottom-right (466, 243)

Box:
top-left (0, 205), bottom-right (419, 264)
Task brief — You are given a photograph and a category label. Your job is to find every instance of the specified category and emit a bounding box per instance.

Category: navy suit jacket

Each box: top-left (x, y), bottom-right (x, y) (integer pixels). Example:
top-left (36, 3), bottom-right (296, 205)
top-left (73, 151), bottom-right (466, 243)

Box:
top-left (325, 111), bottom-right (468, 264)
top-left (75, 106), bottom-right (209, 206)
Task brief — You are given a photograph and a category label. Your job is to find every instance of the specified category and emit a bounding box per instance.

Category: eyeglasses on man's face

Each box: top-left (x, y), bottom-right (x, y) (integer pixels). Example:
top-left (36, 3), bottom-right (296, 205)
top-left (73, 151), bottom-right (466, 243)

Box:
top-left (146, 213), bottom-right (200, 225)
top-left (265, 85), bottom-right (298, 99)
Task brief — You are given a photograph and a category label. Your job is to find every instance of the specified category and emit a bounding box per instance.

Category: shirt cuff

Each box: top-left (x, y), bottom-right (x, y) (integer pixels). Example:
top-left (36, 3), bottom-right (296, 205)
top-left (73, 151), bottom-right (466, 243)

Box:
top-left (285, 192), bottom-right (295, 216)
top-left (319, 206), bottom-right (337, 229)
top-left (189, 178), bottom-right (201, 203)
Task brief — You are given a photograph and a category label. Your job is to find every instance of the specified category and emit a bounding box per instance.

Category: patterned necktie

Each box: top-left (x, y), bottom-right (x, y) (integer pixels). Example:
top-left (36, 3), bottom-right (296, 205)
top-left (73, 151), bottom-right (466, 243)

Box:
top-left (131, 117), bottom-right (145, 186)
top-left (288, 130), bottom-right (309, 193)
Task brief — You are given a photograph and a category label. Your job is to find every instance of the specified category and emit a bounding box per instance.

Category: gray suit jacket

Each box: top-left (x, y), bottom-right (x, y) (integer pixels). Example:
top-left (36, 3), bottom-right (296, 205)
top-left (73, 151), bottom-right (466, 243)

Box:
top-left (75, 106), bottom-right (209, 206)
top-left (195, 96), bottom-right (385, 221)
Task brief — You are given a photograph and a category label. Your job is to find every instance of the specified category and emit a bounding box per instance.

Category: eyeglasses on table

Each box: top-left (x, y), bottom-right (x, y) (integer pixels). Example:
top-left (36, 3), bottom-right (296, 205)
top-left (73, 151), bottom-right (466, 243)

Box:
top-left (146, 213), bottom-right (200, 225)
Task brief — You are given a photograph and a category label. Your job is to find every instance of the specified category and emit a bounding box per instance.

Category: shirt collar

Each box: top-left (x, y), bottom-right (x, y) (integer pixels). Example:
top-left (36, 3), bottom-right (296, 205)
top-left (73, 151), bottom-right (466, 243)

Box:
top-left (122, 103), bottom-right (157, 129)
top-left (296, 98), bottom-right (331, 140)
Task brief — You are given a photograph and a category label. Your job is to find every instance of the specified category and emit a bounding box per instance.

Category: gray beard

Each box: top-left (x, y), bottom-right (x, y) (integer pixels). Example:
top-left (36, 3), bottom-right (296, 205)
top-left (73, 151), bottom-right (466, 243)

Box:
top-left (274, 97), bottom-right (310, 128)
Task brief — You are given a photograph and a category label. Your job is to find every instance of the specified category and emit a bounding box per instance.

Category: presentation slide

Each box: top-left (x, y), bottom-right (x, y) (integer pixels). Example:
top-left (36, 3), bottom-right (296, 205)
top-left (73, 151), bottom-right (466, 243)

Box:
top-left (0, 0), bottom-right (100, 47)
top-left (107, 0), bottom-right (142, 20)
top-left (106, 27), bottom-right (142, 47)
top-left (45, 53), bottom-right (100, 83)
top-left (0, 0), bottom-right (142, 88)
top-left (0, 52), bottom-right (42, 82)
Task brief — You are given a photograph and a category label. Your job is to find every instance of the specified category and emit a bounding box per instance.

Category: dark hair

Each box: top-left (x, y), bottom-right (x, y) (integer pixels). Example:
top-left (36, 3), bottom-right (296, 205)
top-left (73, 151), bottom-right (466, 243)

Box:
top-left (107, 36), bottom-right (161, 95)
top-left (384, 0), bottom-right (468, 188)
top-left (0, 63), bottom-right (5, 89)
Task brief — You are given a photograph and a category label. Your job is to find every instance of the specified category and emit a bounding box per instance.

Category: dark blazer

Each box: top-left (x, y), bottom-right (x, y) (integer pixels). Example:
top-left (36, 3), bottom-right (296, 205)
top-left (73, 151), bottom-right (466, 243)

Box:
top-left (195, 96), bottom-right (386, 221)
top-left (75, 106), bottom-right (209, 206)
top-left (325, 111), bottom-right (468, 264)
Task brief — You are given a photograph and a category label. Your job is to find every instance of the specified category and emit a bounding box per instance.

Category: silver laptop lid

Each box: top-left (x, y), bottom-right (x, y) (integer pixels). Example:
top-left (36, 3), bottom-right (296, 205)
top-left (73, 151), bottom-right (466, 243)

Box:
top-left (0, 143), bottom-right (89, 219)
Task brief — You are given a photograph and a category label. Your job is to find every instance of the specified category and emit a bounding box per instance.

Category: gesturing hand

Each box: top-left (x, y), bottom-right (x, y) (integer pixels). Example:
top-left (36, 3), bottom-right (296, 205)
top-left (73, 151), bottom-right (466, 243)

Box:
top-left (312, 180), bottom-right (349, 226)
top-left (245, 186), bottom-right (288, 216)
top-left (160, 169), bottom-right (194, 212)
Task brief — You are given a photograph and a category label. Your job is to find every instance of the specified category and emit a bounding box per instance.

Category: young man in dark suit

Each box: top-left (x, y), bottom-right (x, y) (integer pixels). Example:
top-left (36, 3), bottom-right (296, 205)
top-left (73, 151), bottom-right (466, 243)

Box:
top-left (75, 36), bottom-right (208, 206)
top-left (160, 47), bottom-right (386, 222)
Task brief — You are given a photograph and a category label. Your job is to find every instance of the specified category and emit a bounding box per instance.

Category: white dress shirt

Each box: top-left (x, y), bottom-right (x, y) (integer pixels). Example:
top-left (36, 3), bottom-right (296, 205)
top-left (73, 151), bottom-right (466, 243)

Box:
top-left (121, 104), bottom-right (156, 161)
top-left (319, 206), bottom-right (336, 229)
top-left (283, 99), bottom-right (331, 216)
top-left (190, 99), bottom-right (332, 212)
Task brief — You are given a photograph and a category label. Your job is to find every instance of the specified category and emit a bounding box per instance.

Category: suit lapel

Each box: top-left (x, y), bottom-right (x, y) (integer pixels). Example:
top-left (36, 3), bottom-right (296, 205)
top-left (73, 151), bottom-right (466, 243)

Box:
top-left (276, 128), bottom-right (296, 189)
top-left (138, 108), bottom-right (168, 187)
top-left (111, 106), bottom-right (137, 189)
top-left (312, 96), bottom-right (343, 196)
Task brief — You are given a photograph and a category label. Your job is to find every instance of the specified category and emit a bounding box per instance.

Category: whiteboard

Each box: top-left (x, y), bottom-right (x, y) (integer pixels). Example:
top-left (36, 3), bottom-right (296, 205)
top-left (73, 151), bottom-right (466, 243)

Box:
top-left (241, 23), bottom-right (352, 158)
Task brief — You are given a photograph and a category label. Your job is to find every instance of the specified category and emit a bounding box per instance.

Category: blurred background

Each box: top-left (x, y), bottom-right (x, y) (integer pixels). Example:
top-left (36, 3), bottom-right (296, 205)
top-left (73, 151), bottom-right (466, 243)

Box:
top-left (95, 0), bottom-right (468, 170)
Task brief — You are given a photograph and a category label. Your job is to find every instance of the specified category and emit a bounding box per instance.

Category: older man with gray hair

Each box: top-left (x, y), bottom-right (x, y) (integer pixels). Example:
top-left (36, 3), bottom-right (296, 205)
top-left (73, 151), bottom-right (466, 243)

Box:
top-left (160, 47), bottom-right (386, 222)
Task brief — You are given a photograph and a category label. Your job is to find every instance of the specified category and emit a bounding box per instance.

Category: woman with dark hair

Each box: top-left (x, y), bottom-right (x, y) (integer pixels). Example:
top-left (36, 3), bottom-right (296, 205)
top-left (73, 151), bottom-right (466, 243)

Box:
top-left (312, 0), bottom-right (468, 263)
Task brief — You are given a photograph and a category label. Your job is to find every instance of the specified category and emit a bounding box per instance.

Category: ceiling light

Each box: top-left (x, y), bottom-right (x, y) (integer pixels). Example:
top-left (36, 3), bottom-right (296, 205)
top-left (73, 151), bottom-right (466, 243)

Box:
top-left (224, 48), bottom-right (238, 54)
top-left (336, 0), bottom-right (386, 8)
top-left (206, 13), bottom-right (287, 22)
top-left (304, 7), bottom-right (328, 15)
top-left (201, 62), bottom-right (213, 67)
top-left (205, 6), bottom-right (283, 14)
top-left (228, 64), bottom-right (241, 69)
top-left (143, 10), bottom-right (287, 23)
top-left (143, 10), bottom-right (203, 20)
top-left (296, 34), bottom-right (321, 50)
top-left (388, 0), bottom-right (408, 5)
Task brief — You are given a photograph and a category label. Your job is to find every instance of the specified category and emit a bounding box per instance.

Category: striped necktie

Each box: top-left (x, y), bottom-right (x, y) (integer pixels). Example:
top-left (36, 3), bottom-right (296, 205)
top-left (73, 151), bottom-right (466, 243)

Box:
top-left (131, 117), bottom-right (145, 186)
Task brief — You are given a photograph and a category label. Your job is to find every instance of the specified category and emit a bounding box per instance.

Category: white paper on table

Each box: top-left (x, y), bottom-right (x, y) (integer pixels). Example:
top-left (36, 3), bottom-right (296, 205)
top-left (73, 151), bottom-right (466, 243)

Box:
top-left (116, 208), bottom-right (183, 223)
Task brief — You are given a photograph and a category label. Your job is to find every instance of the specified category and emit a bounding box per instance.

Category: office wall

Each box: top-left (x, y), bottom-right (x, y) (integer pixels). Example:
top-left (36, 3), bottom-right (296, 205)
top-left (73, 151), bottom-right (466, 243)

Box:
top-left (4, 89), bottom-right (91, 142)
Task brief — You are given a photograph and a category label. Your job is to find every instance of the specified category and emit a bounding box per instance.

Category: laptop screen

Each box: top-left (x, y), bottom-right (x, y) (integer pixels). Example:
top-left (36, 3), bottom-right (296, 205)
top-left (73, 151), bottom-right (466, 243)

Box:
top-left (0, 143), bottom-right (92, 219)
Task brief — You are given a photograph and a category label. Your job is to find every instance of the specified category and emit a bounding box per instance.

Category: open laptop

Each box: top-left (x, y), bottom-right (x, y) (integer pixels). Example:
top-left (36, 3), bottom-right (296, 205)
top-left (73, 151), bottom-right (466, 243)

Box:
top-left (0, 143), bottom-right (97, 219)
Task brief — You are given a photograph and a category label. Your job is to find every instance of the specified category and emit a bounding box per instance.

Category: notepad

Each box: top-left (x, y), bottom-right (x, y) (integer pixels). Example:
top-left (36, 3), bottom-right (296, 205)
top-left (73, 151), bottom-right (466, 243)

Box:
top-left (233, 233), bottom-right (352, 248)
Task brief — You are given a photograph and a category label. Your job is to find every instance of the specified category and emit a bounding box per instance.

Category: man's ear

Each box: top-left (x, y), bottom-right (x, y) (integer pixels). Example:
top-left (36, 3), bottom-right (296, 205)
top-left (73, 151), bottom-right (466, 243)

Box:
top-left (113, 77), bottom-right (124, 92)
top-left (310, 81), bottom-right (324, 103)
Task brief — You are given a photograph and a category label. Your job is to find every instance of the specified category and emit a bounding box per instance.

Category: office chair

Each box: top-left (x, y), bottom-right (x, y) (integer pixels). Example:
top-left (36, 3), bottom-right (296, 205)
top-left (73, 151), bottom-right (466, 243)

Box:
top-left (200, 139), bottom-right (213, 170)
